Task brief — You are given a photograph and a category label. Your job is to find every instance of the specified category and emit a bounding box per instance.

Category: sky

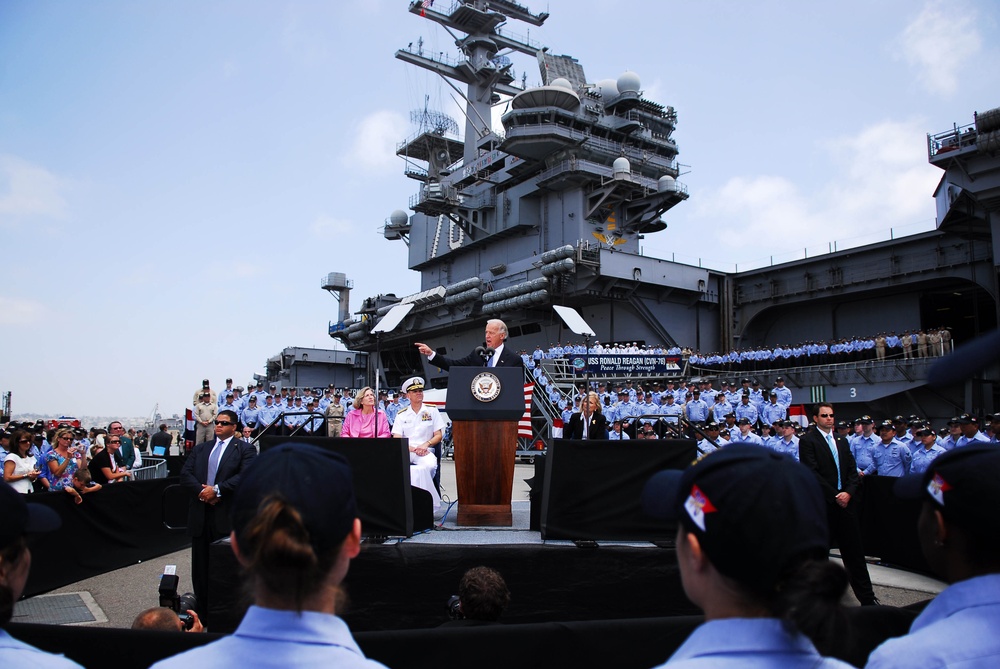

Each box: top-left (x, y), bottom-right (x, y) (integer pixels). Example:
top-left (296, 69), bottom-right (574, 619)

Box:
top-left (1, 0), bottom-right (997, 418)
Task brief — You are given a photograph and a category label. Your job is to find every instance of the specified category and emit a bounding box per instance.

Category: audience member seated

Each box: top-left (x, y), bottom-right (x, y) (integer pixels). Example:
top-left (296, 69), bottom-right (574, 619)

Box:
top-left (440, 566), bottom-right (510, 627)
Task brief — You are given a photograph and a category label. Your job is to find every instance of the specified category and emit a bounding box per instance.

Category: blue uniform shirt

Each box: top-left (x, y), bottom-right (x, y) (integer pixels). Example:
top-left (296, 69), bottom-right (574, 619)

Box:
top-left (850, 433), bottom-right (879, 475)
top-left (150, 605), bottom-right (387, 669)
top-left (655, 617), bottom-right (853, 668)
top-left (871, 439), bottom-right (911, 477)
top-left (685, 399), bottom-right (709, 422)
top-left (910, 443), bottom-right (946, 475)
top-left (866, 574), bottom-right (1000, 669)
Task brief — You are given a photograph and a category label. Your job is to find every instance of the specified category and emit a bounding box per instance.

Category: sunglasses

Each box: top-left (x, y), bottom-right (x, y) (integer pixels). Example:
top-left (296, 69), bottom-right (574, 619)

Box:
top-left (214, 420), bottom-right (235, 426)
top-left (108, 440), bottom-right (121, 444)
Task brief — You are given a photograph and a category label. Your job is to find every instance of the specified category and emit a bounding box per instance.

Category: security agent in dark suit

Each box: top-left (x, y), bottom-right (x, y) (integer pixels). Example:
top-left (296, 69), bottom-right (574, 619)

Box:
top-left (179, 408), bottom-right (257, 623)
top-left (563, 391), bottom-right (609, 440)
top-left (415, 318), bottom-right (524, 370)
top-left (798, 401), bottom-right (878, 606)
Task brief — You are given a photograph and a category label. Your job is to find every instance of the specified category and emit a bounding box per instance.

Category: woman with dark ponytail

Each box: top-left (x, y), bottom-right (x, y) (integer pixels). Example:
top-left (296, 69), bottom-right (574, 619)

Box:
top-left (642, 444), bottom-right (854, 668)
top-left (152, 443), bottom-right (387, 668)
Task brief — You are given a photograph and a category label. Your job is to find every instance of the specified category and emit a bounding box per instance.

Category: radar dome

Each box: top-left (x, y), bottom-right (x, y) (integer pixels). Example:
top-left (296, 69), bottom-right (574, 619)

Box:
top-left (597, 78), bottom-right (619, 99)
top-left (657, 175), bottom-right (676, 192)
top-left (612, 157), bottom-right (631, 177)
top-left (550, 77), bottom-right (573, 90)
top-left (617, 71), bottom-right (641, 93)
top-left (389, 210), bottom-right (408, 226)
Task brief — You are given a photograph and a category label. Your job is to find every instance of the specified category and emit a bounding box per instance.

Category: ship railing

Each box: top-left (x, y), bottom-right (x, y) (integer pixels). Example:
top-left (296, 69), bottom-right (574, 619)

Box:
top-left (927, 121), bottom-right (977, 159)
top-left (687, 351), bottom-right (945, 386)
top-left (131, 457), bottom-right (168, 481)
top-left (536, 158), bottom-right (610, 184)
top-left (493, 24), bottom-right (543, 52)
top-left (252, 411), bottom-right (328, 443)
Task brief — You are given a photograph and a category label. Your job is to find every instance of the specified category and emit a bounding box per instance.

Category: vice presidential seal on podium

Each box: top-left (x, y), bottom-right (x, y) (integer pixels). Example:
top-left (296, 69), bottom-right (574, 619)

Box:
top-left (446, 365), bottom-right (524, 525)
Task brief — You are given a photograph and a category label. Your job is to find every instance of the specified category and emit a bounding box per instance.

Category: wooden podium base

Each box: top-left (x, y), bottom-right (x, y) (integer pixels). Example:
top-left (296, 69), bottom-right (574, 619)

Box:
top-left (453, 420), bottom-right (517, 526)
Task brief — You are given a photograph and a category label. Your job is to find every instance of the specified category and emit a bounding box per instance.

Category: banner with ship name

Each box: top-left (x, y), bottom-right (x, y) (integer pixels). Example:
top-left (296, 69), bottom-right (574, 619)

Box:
top-left (572, 355), bottom-right (682, 376)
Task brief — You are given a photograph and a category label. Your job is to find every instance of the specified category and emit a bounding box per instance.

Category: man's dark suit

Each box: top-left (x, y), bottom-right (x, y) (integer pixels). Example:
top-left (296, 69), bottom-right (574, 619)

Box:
top-left (563, 412), bottom-right (609, 440)
top-left (799, 426), bottom-right (876, 605)
top-left (180, 437), bottom-right (256, 621)
top-left (430, 343), bottom-right (524, 370)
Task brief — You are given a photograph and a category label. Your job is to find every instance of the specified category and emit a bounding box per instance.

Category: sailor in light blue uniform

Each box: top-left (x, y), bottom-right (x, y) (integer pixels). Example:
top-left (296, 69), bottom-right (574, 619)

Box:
top-left (955, 414), bottom-right (991, 448)
top-left (696, 423), bottom-right (725, 455)
top-left (659, 394), bottom-right (684, 428)
top-left (770, 377), bottom-right (792, 407)
top-left (850, 416), bottom-right (879, 476)
top-left (729, 418), bottom-right (764, 445)
top-left (733, 394), bottom-right (758, 425)
top-left (872, 421), bottom-right (911, 477)
top-left (607, 420), bottom-right (629, 440)
top-left (768, 421), bottom-right (800, 461)
top-left (760, 392), bottom-right (787, 425)
top-left (710, 394), bottom-right (732, 424)
top-left (642, 446), bottom-right (855, 669)
top-left (257, 395), bottom-right (281, 433)
top-left (909, 427), bottom-right (946, 475)
top-left (240, 397), bottom-right (261, 432)
top-left (684, 391), bottom-right (709, 424)
top-left (866, 446), bottom-right (1000, 669)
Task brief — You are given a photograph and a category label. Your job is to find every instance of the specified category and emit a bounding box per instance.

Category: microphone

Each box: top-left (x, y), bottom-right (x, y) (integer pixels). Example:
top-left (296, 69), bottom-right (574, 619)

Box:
top-left (475, 346), bottom-right (488, 360)
top-left (483, 347), bottom-right (496, 361)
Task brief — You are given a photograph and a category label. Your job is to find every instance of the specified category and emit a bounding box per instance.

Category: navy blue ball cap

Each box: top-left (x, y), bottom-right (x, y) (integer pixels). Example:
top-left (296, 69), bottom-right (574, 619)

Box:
top-left (893, 445), bottom-right (1000, 534)
top-left (232, 443), bottom-right (357, 555)
top-left (643, 445), bottom-right (828, 591)
top-left (1, 482), bottom-right (61, 549)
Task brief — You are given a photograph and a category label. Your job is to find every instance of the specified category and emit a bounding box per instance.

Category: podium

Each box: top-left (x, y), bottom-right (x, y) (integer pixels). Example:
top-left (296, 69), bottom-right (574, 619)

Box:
top-left (446, 366), bottom-right (524, 526)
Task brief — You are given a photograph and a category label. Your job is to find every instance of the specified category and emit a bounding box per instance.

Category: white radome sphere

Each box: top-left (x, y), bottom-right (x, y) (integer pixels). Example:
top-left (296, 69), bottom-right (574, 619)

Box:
top-left (389, 210), bottom-right (408, 226)
top-left (550, 77), bottom-right (573, 90)
top-left (617, 70), bottom-right (641, 93)
top-left (657, 175), bottom-right (676, 192)
top-left (613, 157), bottom-right (630, 175)
top-left (597, 78), bottom-right (619, 99)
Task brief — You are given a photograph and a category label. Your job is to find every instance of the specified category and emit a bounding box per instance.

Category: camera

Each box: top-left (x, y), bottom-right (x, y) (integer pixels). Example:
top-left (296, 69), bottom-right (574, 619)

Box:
top-left (446, 594), bottom-right (463, 620)
top-left (159, 572), bottom-right (198, 630)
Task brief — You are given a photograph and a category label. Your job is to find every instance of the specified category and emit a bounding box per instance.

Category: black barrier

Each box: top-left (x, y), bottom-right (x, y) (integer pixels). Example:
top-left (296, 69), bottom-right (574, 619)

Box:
top-left (541, 439), bottom-right (697, 541)
top-left (23, 478), bottom-right (191, 597)
top-left (257, 435), bottom-right (415, 537)
top-left (858, 474), bottom-right (930, 574)
top-left (8, 602), bottom-right (918, 669)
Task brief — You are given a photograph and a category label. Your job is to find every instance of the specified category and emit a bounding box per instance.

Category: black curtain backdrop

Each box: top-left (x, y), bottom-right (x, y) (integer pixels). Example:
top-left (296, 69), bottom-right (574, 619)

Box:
top-left (541, 439), bottom-right (696, 541)
top-left (24, 478), bottom-right (190, 597)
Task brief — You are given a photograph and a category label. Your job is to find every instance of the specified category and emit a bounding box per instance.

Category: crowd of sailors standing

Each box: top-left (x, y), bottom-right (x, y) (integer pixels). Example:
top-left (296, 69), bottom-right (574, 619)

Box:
top-left (520, 327), bottom-right (953, 371)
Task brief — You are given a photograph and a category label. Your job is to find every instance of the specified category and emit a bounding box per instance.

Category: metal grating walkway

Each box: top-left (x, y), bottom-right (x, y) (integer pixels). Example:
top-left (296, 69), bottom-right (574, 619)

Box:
top-left (12, 592), bottom-right (106, 625)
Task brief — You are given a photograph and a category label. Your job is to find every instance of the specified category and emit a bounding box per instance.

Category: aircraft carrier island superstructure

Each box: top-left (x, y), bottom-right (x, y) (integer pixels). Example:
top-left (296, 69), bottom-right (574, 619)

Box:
top-left (325, 0), bottom-right (1000, 423)
top-left (328, 1), bottom-right (716, 370)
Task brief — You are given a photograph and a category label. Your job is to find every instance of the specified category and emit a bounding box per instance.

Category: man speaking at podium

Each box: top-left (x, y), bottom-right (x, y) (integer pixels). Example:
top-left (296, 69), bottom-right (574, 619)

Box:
top-left (416, 319), bottom-right (524, 370)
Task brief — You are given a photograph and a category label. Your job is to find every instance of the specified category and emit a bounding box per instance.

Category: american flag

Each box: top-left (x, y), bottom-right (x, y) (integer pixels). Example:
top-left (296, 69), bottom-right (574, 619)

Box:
top-left (518, 383), bottom-right (534, 438)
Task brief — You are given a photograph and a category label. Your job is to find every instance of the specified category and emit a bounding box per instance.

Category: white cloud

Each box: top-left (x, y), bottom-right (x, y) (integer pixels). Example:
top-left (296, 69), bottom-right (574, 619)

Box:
top-left (0, 296), bottom-right (48, 325)
top-left (347, 110), bottom-right (409, 172)
top-left (694, 119), bottom-right (940, 260)
top-left (894, 0), bottom-right (981, 96)
top-left (309, 214), bottom-right (354, 239)
top-left (0, 154), bottom-right (69, 223)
